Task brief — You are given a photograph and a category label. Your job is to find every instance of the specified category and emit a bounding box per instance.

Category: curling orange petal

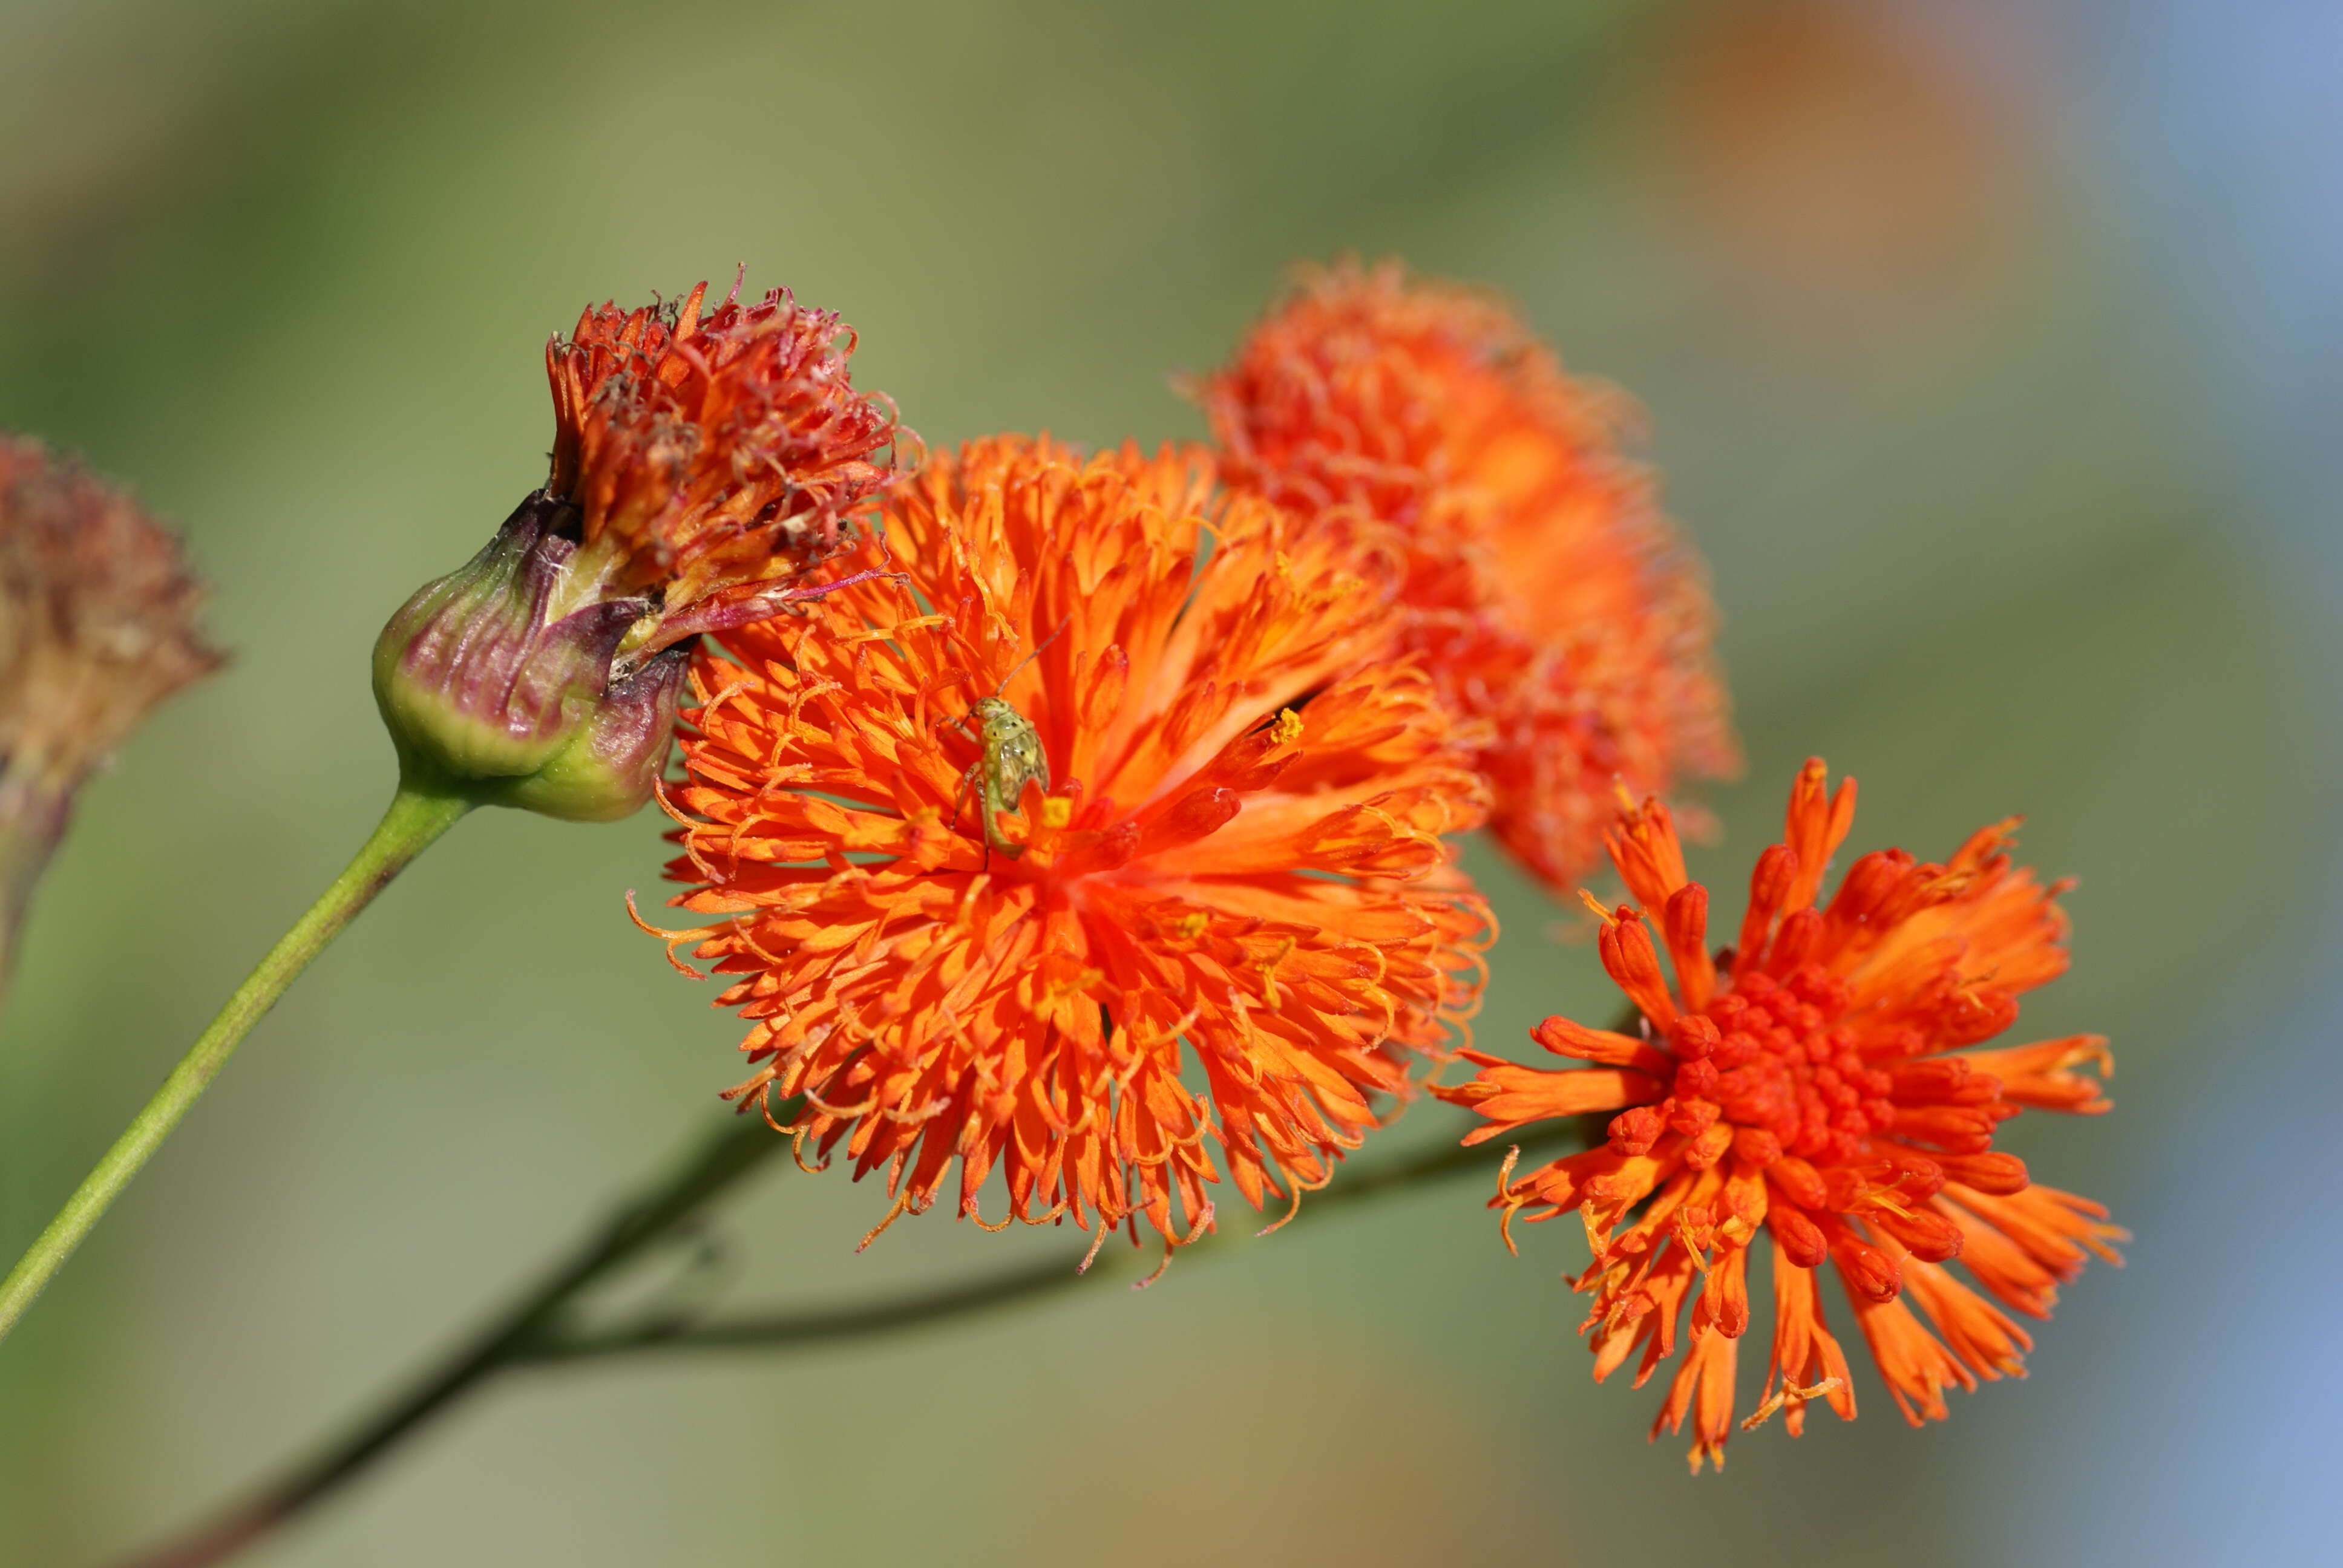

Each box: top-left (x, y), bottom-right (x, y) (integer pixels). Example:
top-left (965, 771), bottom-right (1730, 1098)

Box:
top-left (1198, 258), bottom-right (1738, 893)
top-left (654, 436), bottom-right (1493, 1261)
top-left (1435, 758), bottom-right (2123, 1468)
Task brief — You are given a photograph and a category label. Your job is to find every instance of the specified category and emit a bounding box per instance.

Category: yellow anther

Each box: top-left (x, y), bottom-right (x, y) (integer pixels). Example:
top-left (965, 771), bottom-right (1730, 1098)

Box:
top-left (1045, 964), bottom-right (1106, 1001)
top-left (842, 613), bottom-right (950, 644)
top-left (1256, 935), bottom-right (1297, 1005)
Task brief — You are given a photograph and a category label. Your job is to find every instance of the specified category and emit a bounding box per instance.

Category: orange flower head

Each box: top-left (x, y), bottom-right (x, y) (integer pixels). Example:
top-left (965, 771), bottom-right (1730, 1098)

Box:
top-left (545, 274), bottom-right (903, 648)
top-left (1436, 760), bottom-right (2122, 1469)
top-left (1198, 259), bottom-right (1738, 894)
top-left (652, 436), bottom-right (1493, 1267)
top-left (375, 274), bottom-right (903, 822)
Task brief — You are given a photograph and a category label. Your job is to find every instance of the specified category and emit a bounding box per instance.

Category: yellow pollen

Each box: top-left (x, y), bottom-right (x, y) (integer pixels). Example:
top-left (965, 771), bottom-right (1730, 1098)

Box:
top-left (1046, 965), bottom-right (1106, 1001)
top-left (1040, 795), bottom-right (1072, 829)
top-left (842, 613), bottom-right (949, 644)
top-left (1855, 1187), bottom-right (1916, 1221)
top-left (1759, 1377), bottom-right (1843, 1432)
top-left (1269, 708), bottom-right (1304, 745)
top-left (2069, 1037), bottom-right (2116, 1077)
top-left (1169, 911), bottom-right (1209, 942)
top-left (1256, 935), bottom-right (1297, 1005)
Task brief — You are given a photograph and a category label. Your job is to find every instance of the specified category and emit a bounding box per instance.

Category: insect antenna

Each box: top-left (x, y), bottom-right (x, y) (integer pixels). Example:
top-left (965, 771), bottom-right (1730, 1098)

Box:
top-left (932, 614), bottom-right (1075, 742)
top-left (985, 613), bottom-right (1075, 701)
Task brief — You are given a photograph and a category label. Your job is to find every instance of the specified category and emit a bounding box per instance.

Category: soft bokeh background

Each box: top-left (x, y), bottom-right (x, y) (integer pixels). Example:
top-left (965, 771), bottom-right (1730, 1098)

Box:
top-left (3, 0), bottom-right (2338, 1562)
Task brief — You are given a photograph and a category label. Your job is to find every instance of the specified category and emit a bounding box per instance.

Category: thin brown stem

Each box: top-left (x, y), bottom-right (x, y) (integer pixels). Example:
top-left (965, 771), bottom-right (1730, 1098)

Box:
top-left (113, 1114), bottom-right (1581, 1568)
top-left (112, 1108), bottom-right (787, 1568)
top-left (522, 1122), bottom-right (1584, 1363)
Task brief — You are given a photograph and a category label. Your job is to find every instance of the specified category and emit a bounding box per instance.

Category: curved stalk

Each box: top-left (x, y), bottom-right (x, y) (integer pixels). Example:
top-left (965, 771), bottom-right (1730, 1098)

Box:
top-left (114, 1110), bottom-right (785, 1568)
top-left (115, 1117), bottom-right (1582, 1568)
top-left (0, 783), bottom-right (472, 1345)
top-left (523, 1124), bottom-right (1581, 1362)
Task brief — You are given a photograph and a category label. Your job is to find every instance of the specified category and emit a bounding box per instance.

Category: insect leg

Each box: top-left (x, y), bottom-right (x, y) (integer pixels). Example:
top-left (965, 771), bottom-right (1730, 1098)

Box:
top-left (981, 765), bottom-right (1025, 861)
top-left (952, 763), bottom-right (977, 834)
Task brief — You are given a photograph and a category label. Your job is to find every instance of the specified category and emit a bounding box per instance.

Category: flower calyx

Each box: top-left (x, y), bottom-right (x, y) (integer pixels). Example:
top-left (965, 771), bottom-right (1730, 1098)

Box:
top-left (372, 489), bottom-right (687, 822)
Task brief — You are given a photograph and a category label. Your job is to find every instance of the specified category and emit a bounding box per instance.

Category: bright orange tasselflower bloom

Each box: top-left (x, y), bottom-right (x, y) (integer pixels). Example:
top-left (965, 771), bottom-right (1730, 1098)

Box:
top-left (650, 436), bottom-right (1493, 1266)
top-left (1198, 259), bottom-right (1738, 896)
top-left (1436, 760), bottom-right (2122, 1469)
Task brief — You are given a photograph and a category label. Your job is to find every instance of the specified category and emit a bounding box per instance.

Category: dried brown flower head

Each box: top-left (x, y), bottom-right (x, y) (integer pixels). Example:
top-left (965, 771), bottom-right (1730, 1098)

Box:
top-left (0, 435), bottom-right (221, 972)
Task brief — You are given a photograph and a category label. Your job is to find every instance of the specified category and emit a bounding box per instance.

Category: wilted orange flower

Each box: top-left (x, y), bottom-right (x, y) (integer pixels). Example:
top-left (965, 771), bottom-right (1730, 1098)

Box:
top-left (1436, 760), bottom-right (2121, 1469)
top-left (650, 436), bottom-right (1493, 1266)
top-left (1198, 259), bottom-right (1737, 895)
top-left (376, 274), bottom-right (905, 822)
top-left (546, 272), bottom-right (903, 650)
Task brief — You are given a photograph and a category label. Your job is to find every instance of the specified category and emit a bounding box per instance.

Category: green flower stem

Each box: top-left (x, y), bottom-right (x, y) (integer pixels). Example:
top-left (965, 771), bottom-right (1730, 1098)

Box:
top-left (0, 782), bottom-right (473, 1347)
top-left (114, 1113), bottom-right (1584, 1568)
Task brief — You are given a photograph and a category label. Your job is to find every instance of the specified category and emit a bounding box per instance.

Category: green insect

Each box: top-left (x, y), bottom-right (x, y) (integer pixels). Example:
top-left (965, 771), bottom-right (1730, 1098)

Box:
top-left (948, 622), bottom-right (1068, 862)
top-left (954, 694), bottom-right (1050, 861)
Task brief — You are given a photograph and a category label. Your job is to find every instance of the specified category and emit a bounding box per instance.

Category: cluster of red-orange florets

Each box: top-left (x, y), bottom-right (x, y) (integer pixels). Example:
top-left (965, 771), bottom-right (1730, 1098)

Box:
top-left (1438, 764), bottom-right (2118, 1465)
top-left (549, 260), bottom-right (2119, 1460)
top-left (1199, 259), bottom-right (1738, 893)
top-left (546, 273), bottom-right (903, 650)
top-left (654, 437), bottom-right (1489, 1265)
top-left (373, 273), bottom-right (904, 823)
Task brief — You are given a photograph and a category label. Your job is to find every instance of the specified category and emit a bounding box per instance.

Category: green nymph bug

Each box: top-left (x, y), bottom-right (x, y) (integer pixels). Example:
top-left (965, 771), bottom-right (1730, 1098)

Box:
top-left (954, 696), bottom-right (1049, 861)
top-left (948, 619), bottom-right (1069, 863)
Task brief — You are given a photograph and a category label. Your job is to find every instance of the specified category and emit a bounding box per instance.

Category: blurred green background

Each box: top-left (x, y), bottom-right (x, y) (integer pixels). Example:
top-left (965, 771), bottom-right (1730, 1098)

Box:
top-left (5, 1), bottom-right (2339, 1563)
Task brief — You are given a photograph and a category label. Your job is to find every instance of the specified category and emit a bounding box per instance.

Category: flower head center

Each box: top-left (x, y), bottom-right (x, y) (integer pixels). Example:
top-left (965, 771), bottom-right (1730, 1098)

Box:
top-left (1680, 965), bottom-right (1896, 1166)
